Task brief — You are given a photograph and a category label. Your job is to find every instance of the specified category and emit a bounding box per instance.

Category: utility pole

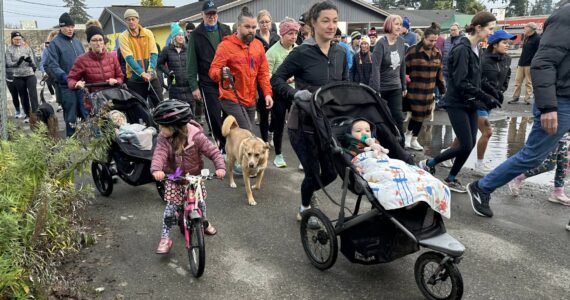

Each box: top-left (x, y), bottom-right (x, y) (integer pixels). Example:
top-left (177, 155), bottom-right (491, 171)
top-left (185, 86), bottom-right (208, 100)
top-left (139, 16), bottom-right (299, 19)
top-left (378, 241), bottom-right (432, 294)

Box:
top-left (0, 0), bottom-right (8, 140)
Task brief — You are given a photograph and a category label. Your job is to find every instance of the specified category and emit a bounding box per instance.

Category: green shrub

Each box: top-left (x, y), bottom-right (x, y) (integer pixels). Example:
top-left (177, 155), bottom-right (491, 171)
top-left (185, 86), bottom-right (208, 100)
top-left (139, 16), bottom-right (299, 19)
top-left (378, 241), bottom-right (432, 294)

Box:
top-left (0, 107), bottom-right (113, 299)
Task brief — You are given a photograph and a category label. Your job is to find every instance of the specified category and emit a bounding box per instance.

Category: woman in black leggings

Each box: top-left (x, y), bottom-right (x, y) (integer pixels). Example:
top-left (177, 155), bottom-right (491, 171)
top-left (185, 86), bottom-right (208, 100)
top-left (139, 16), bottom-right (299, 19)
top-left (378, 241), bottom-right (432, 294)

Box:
top-left (419, 12), bottom-right (500, 193)
top-left (271, 1), bottom-right (348, 221)
top-left (6, 31), bottom-right (38, 123)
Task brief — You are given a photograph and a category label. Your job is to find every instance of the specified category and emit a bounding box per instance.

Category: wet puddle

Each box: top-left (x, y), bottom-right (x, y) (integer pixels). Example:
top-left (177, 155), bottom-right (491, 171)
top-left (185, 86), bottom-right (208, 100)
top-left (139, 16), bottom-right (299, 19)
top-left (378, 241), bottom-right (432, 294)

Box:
top-left (417, 116), bottom-right (557, 186)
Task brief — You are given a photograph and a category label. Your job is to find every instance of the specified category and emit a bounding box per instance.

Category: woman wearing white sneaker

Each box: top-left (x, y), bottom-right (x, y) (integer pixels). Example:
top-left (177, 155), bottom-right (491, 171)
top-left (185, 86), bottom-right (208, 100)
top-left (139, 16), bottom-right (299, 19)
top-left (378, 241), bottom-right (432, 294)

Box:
top-left (403, 23), bottom-right (445, 151)
top-left (475, 30), bottom-right (516, 175)
top-left (508, 133), bottom-right (569, 205)
top-left (6, 31), bottom-right (38, 123)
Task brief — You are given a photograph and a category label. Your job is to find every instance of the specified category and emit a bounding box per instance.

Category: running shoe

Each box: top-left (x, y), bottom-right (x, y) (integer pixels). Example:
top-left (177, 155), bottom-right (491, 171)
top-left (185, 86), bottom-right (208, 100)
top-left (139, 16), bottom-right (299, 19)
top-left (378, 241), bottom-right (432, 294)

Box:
top-left (467, 181), bottom-right (493, 217)
top-left (24, 117), bottom-right (29, 123)
top-left (548, 192), bottom-right (570, 206)
top-left (440, 147), bottom-right (454, 168)
top-left (409, 138), bottom-right (424, 151)
top-left (298, 163), bottom-right (304, 171)
top-left (474, 162), bottom-right (493, 176)
top-left (418, 159), bottom-right (436, 175)
top-left (444, 178), bottom-right (467, 193)
top-left (273, 154), bottom-right (287, 168)
top-left (156, 238), bottom-right (172, 254)
top-left (268, 132), bottom-right (274, 148)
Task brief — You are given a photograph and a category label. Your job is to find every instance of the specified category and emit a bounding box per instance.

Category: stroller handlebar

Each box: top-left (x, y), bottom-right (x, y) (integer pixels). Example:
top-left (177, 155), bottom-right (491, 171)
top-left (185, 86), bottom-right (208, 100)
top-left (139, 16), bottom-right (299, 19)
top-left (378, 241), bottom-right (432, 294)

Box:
top-left (84, 82), bottom-right (113, 88)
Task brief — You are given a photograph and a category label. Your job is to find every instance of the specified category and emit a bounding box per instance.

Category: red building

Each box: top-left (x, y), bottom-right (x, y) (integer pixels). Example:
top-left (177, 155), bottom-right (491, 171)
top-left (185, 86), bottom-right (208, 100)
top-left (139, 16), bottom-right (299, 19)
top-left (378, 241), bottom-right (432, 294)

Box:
top-left (499, 15), bottom-right (548, 46)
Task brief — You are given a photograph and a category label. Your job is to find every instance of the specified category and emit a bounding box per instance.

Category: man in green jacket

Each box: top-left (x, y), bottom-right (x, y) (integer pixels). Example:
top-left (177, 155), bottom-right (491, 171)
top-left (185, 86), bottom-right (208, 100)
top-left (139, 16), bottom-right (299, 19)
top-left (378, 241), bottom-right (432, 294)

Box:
top-left (186, 0), bottom-right (232, 151)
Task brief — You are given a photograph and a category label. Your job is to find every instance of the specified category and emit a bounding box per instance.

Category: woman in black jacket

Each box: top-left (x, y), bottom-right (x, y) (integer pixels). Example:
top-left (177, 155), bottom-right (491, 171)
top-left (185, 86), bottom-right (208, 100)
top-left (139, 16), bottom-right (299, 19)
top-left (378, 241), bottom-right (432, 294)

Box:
top-left (157, 24), bottom-right (192, 109)
top-left (271, 1), bottom-right (348, 221)
top-left (255, 9), bottom-right (281, 145)
top-left (474, 30), bottom-right (516, 175)
top-left (419, 12), bottom-right (500, 193)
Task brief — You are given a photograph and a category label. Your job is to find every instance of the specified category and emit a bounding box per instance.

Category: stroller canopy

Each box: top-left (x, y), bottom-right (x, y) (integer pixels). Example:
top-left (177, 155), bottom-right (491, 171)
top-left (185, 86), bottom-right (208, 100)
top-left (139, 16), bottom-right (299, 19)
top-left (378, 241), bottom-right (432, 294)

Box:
top-left (90, 86), bottom-right (155, 128)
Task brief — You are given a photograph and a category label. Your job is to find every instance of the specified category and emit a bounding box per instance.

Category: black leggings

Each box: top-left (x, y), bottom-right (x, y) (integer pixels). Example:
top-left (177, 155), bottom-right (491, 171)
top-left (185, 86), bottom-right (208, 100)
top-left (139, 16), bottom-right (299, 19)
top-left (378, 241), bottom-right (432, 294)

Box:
top-left (14, 75), bottom-right (38, 117)
top-left (271, 97), bottom-right (291, 155)
top-left (7, 80), bottom-right (20, 112)
top-left (382, 88), bottom-right (405, 145)
top-left (408, 119), bottom-right (423, 136)
top-left (257, 85), bottom-right (270, 142)
top-left (433, 107), bottom-right (478, 177)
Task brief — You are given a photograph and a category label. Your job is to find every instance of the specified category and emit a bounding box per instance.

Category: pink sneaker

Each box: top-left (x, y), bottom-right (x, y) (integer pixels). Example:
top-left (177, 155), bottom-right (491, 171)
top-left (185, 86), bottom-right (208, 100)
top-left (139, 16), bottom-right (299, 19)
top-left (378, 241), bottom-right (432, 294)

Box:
top-left (548, 192), bottom-right (570, 206)
top-left (156, 238), bottom-right (172, 254)
top-left (509, 175), bottom-right (524, 196)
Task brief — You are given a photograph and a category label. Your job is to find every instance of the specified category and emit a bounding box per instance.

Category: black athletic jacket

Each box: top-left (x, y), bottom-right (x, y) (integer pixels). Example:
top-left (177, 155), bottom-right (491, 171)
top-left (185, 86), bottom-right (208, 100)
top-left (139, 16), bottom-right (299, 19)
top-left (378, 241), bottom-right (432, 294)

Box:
top-left (530, 3), bottom-right (570, 113)
top-left (443, 37), bottom-right (496, 110)
top-left (481, 51), bottom-right (511, 104)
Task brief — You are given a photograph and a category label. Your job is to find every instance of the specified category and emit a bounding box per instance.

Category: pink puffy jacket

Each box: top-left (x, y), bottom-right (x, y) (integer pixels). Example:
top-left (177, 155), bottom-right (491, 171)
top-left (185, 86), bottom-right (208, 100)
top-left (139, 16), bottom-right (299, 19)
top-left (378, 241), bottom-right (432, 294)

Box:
top-left (150, 121), bottom-right (225, 175)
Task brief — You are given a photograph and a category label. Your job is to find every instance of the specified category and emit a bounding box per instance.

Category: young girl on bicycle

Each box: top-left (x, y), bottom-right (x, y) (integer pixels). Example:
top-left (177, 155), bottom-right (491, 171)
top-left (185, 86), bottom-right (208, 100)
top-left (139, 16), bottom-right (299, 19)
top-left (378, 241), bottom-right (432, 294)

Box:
top-left (151, 100), bottom-right (226, 254)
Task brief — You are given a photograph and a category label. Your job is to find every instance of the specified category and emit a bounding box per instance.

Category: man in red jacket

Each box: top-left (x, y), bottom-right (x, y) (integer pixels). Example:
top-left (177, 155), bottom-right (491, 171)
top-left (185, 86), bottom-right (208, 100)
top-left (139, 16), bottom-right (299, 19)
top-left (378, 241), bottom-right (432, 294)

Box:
top-left (68, 26), bottom-right (123, 95)
top-left (209, 7), bottom-right (273, 130)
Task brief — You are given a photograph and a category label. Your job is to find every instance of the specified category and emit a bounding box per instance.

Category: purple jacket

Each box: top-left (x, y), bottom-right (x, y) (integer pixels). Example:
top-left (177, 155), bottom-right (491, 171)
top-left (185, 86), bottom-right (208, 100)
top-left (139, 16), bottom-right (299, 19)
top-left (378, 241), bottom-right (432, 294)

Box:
top-left (151, 121), bottom-right (225, 175)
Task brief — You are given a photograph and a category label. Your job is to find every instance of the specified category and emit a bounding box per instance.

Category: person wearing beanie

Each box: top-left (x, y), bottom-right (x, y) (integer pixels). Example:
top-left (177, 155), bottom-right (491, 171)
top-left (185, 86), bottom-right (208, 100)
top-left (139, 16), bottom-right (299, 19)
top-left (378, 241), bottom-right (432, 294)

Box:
top-left (401, 16), bottom-right (417, 47)
top-left (266, 17), bottom-right (300, 168)
top-left (119, 8), bottom-right (163, 107)
top-left (6, 31), bottom-right (38, 122)
top-left (351, 35), bottom-right (373, 85)
top-left (509, 22), bottom-right (541, 104)
top-left (350, 31), bottom-right (361, 53)
top-left (46, 12), bottom-right (86, 136)
top-left (186, 0), bottom-right (232, 151)
top-left (164, 22), bottom-right (183, 47)
top-left (67, 25), bottom-right (123, 95)
top-left (157, 23), bottom-right (193, 111)
top-left (58, 12), bottom-right (75, 27)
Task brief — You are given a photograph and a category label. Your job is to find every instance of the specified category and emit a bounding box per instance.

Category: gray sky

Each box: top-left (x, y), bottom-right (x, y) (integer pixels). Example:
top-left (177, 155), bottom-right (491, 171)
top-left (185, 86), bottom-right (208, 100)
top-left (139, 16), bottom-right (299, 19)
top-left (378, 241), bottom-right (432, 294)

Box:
top-left (4, 0), bottom-right (513, 29)
top-left (3, 0), bottom-right (192, 29)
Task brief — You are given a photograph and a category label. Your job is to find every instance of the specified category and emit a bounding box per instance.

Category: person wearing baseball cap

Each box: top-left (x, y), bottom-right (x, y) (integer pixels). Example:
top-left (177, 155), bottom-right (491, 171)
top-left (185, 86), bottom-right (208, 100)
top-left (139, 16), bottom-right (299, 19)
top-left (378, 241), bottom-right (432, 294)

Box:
top-left (118, 8), bottom-right (163, 107)
top-left (401, 16), bottom-right (417, 47)
top-left (296, 12), bottom-right (311, 45)
top-left (45, 12), bottom-right (86, 136)
top-left (186, 0), bottom-right (232, 151)
top-left (510, 22), bottom-right (541, 104)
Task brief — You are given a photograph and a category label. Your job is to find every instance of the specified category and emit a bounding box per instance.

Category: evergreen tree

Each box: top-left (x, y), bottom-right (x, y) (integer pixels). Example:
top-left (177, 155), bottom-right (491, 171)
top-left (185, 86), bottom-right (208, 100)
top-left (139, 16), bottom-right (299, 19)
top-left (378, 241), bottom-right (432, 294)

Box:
top-left (464, 0), bottom-right (487, 13)
top-left (63, 0), bottom-right (90, 24)
top-left (507, 0), bottom-right (528, 16)
top-left (531, 0), bottom-right (553, 14)
top-left (373, 0), bottom-right (398, 9)
top-left (141, 0), bottom-right (164, 6)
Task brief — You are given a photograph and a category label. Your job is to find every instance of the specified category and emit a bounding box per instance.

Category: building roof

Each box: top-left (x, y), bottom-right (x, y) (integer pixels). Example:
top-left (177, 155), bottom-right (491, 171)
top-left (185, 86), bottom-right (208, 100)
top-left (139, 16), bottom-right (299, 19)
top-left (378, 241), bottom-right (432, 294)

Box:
top-left (145, 0), bottom-right (237, 28)
top-left (385, 9), bottom-right (456, 28)
top-left (99, 5), bottom-right (176, 28)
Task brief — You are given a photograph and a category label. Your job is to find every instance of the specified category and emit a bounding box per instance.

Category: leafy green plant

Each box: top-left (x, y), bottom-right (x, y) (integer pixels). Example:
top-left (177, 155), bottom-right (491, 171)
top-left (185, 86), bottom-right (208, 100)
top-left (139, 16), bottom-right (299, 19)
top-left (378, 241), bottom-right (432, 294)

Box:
top-left (0, 105), bottom-right (114, 298)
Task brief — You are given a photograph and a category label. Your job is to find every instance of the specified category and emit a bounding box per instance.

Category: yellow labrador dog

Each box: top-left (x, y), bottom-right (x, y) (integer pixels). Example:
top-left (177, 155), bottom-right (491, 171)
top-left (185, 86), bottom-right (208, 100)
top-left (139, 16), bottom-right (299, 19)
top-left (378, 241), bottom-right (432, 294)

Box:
top-left (221, 115), bottom-right (269, 206)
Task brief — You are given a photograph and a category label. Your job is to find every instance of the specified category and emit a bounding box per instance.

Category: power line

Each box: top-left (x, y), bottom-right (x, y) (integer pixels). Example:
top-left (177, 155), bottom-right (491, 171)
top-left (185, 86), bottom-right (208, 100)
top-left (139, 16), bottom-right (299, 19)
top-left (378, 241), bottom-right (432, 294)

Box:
top-left (3, 9), bottom-right (61, 19)
top-left (9, 0), bottom-right (139, 9)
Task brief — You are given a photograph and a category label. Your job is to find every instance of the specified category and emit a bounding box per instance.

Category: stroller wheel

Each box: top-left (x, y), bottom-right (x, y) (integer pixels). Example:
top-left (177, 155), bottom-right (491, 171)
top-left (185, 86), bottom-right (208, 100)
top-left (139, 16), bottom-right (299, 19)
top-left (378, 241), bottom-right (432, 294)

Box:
top-left (91, 161), bottom-right (113, 197)
top-left (300, 208), bottom-right (338, 270)
top-left (414, 251), bottom-right (463, 300)
top-left (156, 181), bottom-right (165, 201)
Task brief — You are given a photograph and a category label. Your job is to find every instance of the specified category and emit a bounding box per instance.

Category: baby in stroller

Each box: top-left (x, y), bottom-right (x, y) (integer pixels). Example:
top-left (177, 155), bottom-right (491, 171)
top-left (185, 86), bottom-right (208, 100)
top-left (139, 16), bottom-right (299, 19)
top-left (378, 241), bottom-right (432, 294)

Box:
top-left (341, 118), bottom-right (451, 218)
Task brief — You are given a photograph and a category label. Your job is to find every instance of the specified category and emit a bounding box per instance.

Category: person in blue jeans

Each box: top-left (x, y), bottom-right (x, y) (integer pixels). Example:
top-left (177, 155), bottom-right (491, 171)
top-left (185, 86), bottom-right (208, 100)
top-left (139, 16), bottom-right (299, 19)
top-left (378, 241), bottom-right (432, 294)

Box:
top-left (467, 1), bottom-right (570, 219)
top-left (47, 13), bottom-right (87, 137)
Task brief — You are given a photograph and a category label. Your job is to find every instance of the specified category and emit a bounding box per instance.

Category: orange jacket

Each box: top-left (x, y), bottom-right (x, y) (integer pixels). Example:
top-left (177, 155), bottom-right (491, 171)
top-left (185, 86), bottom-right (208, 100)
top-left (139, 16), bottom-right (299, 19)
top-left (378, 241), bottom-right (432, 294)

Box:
top-left (209, 34), bottom-right (272, 107)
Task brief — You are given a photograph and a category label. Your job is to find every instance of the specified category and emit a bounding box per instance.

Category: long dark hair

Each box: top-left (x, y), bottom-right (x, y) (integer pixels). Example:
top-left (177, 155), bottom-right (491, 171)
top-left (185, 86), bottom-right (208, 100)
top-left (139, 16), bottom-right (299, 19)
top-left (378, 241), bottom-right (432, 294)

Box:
top-left (465, 11), bottom-right (496, 35)
top-left (308, 1), bottom-right (338, 36)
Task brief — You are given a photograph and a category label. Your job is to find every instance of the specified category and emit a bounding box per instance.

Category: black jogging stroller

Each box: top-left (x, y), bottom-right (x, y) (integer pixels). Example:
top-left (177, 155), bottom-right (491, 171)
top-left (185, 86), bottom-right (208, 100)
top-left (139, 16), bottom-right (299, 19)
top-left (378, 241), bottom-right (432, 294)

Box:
top-left (87, 84), bottom-right (163, 198)
top-left (296, 82), bottom-right (465, 300)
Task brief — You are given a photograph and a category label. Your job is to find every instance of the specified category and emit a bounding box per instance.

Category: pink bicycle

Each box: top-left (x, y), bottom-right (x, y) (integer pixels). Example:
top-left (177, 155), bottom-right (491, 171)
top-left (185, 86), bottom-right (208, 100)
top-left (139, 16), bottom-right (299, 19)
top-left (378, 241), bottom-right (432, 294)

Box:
top-left (165, 169), bottom-right (213, 278)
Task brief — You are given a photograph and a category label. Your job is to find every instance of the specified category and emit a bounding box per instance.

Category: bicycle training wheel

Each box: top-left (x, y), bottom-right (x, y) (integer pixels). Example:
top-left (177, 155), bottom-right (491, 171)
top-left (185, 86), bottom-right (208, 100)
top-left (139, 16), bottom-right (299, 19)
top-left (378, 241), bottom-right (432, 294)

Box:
top-left (91, 161), bottom-right (113, 197)
top-left (414, 251), bottom-right (463, 300)
top-left (187, 218), bottom-right (205, 278)
top-left (300, 208), bottom-right (338, 270)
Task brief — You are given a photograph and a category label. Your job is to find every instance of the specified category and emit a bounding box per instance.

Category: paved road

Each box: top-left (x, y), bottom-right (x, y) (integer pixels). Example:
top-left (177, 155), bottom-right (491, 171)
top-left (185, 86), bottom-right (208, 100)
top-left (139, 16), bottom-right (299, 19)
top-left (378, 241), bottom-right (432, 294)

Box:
top-left (67, 108), bottom-right (569, 300)
top-left (7, 60), bottom-right (570, 299)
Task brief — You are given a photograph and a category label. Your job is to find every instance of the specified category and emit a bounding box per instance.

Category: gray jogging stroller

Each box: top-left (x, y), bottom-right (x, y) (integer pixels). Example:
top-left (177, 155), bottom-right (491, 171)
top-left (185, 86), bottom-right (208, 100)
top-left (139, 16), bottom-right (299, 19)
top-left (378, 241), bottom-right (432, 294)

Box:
top-left (296, 82), bottom-right (465, 300)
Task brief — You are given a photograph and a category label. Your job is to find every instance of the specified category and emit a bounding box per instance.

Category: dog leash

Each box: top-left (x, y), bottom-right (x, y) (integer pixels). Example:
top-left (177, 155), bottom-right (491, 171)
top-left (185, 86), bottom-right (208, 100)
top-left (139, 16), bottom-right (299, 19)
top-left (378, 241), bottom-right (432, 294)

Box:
top-left (221, 67), bottom-right (252, 130)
